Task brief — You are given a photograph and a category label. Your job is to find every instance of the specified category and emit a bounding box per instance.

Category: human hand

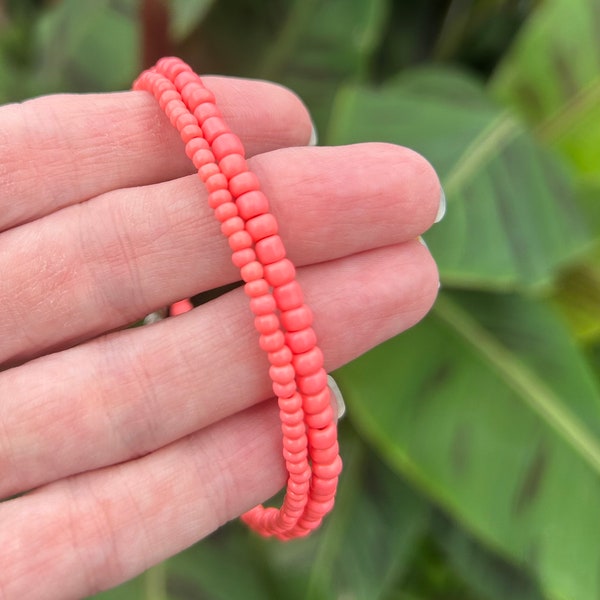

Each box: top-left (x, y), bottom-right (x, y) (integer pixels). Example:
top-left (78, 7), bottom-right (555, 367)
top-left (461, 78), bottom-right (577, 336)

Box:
top-left (0, 77), bottom-right (441, 598)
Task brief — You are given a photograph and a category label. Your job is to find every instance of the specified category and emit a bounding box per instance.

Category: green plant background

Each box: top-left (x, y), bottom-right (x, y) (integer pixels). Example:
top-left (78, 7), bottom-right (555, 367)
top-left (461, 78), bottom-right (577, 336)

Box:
top-left (2, 0), bottom-right (600, 598)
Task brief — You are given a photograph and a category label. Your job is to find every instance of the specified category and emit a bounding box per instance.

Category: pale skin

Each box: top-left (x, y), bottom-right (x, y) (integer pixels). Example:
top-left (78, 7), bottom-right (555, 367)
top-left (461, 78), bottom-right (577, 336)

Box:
top-left (0, 77), bottom-right (441, 599)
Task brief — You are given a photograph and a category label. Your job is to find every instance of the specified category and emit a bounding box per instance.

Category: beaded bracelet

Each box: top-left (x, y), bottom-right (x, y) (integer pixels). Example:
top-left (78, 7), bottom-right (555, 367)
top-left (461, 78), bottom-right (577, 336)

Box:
top-left (133, 58), bottom-right (342, 540)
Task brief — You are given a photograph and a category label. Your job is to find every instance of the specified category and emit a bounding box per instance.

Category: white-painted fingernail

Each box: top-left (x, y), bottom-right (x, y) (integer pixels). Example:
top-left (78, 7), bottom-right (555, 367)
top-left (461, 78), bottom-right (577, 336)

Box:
top-left (417, 235), bottom-right (429, 249)
top-left (309, 120), bottom-right (318, 146)
top-left (435, 187), bottom-right (446, 223)
top-left (327, 375), bottom-right (346, 420)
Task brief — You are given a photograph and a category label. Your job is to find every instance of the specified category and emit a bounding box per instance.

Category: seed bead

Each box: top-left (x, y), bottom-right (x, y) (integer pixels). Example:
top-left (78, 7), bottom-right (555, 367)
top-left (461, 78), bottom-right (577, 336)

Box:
top-left (236, 190), bottom-right (269, 220)
top-left (230, 171), bottom-right (260, 197)
top-left (246, 213), bottom-right (278, 242)
top-left (219, 154), bottom-right (248, 179)
top-left (255, 235), bottom-right (286, 265)
top-left (139, 58), bottom-right (340, 540)
top-left (212, 132), bottom-right (245, 161)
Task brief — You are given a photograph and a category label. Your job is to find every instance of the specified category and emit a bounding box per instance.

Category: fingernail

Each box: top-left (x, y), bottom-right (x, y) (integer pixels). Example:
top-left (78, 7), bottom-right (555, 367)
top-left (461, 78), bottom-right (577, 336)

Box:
top-left (417, 235), bottom-right (429, 249)
top-left (327, 375), bottom-right (346, 420)
top-left (143, 307), bottom-right (168, 325)
top-left (309, 120), bottom-right (318, 146)
top-left (435, 187), bottom-right (446, 223)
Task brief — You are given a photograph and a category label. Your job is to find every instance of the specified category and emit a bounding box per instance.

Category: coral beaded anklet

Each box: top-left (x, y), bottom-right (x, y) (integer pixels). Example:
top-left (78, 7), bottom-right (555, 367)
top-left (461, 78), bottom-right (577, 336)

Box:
top-left (133, 58), bottom-right (342, 540)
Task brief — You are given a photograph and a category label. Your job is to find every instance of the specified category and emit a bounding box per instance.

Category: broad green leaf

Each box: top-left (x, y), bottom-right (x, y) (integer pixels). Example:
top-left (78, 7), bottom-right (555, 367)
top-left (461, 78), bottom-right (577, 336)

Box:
top-left (328, 68), bottom-right (591, 290)
top-left (337, 291), bottom-right (600, 600)
top-left (434, 513), bottom-right (545, 600)
top-left (164, 525), bottom-right (273, 600)
top-left (260, 0), bottom-right (390, 134)
top-left (491, 0), bottom-right (600, 183)
top-left (32, 0), bottom-right (137, 95)
top-left (169, 0), bottom-right (216, 42)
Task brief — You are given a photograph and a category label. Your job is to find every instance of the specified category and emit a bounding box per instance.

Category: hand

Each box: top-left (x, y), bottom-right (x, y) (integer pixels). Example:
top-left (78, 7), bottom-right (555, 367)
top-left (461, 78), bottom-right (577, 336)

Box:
top-left (0, 78), bottom-right (441, 598)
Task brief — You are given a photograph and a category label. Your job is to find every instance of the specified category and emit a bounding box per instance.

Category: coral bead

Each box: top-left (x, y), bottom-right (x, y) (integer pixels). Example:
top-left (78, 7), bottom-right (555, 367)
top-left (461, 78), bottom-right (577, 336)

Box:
top-left (219, 154), bottom-right (248, 179)
top-left (230, 171), bottom-right (260, 197)
top-left (273, 281), bottom-right (303, 311)
top-left (255, 235), bottom-right (286, 265)
top-left (286, 328), bottom-right (317, 354)
top-left (292, 346), bottom-right (324, 376)
top-left (246, 213), bottom-right (278, 242)
top-left (212, 132), bottom-right (245, 161)
top-left (264, 258), bottom-right (296, 287)
top-left (280, 304), bottom-right (313, 332)
top-left (236, 190), bottom-right (269, 220)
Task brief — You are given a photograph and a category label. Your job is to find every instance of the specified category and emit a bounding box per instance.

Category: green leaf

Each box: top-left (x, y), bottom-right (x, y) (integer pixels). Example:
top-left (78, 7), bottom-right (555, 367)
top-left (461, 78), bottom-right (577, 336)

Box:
top-left (328, 68), bottom-right (591, 291)
top-left (491, 0), bottom-right (600, 184)
top-left (336, 291), bottom-right (600, 600)
top-left (169, 0), bottom-right (216, 42)
top-left (32, 0), bottom-right (138, 94)
top-left (261, 0), bottom-right (390, 135)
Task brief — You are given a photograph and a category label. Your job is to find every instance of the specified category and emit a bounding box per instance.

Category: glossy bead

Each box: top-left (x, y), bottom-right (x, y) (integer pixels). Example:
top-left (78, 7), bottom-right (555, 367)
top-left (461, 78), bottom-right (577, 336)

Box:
top-left (212, 132), bottom-right (245, 161)
top-left (246, 213), bottom-right (278, 242)
top-left (236, 190), bottom-right (269, 220)
top-left (255, 235), bottom-right (286, 265)
top-left (230, 171), bottom-right (260, 197)
top-left (264, 258), bottom-right (296, 287)
top-left (281, 304), bottom-right (313, 332)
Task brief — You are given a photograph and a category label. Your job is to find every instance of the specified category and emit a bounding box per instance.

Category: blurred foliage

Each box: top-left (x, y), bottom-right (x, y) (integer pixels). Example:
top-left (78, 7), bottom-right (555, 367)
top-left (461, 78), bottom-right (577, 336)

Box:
top-left (2, 0), bottom-right (600, 598)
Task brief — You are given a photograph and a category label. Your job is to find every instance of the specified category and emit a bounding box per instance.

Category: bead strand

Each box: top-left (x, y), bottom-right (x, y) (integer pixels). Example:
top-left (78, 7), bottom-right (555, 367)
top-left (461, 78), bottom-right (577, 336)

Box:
top-left (133, 58), bottom-right (341, 540)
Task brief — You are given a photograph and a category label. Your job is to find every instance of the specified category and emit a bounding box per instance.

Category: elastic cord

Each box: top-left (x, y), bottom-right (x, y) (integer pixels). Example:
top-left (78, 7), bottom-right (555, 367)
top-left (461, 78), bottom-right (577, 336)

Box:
top-left (133, 58), bottom-right (341, 540)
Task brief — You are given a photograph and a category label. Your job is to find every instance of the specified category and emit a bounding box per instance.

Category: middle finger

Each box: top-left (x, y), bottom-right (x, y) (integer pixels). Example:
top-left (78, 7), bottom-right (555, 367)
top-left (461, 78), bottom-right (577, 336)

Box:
top-left (0, 143), bottom-right (440, 366)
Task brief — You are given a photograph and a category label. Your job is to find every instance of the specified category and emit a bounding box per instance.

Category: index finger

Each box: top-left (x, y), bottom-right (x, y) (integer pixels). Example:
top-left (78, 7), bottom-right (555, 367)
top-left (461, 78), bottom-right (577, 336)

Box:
top-left (0, 77), bottom-right (313, 230)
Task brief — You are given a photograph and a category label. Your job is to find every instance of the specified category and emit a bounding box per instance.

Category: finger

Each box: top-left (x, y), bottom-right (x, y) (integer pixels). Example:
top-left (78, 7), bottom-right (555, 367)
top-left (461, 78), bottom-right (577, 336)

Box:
top-left (0, 400), bottom-right (286, 600)
top-left (0, 77), bottom-right (313, 230)
top-left (0, 143), bottom-right (440, 365)
top-left (0, 241), bottom-right (438, 498)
